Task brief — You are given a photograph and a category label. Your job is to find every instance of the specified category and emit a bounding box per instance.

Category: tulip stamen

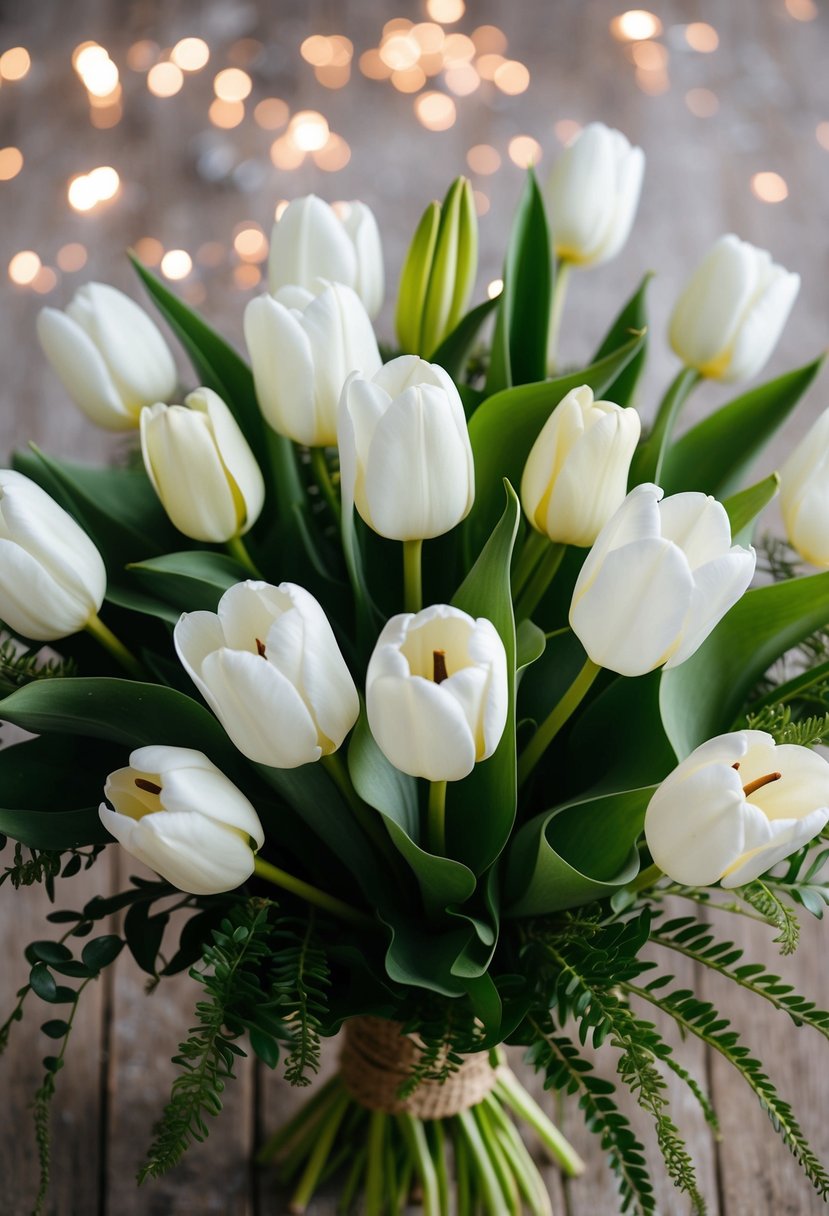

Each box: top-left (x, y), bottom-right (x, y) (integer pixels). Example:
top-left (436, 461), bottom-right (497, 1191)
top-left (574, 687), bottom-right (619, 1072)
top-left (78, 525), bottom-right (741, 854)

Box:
top-left (743, 771), bottom-right (782, 798)
top-left (732, 762), bottom-right (740, 771)
top-left (256, 637), bottom-right (267, 658)
top-left (433, 649), bottom-right (449, 684)
top-left (135, 778), bottom-right (162, 796)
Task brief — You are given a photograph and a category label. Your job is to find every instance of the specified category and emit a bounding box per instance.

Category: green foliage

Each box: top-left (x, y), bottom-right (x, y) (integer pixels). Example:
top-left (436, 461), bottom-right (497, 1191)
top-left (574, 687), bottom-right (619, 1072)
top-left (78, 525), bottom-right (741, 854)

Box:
top-left (270, 915), bottom-right (331, 1086)
top-left (763, 844), bottom-right (829, 919)
top-left (0, 637), bottom-right (77, 695)
top-left (746, 701), bottom-right (829, 748)
top-left (399, 997), bottom-right (483, 1099)
top-left (0, 840), bottom-right (103, 898)
top-left (739, 881), bottom-right (801, 954)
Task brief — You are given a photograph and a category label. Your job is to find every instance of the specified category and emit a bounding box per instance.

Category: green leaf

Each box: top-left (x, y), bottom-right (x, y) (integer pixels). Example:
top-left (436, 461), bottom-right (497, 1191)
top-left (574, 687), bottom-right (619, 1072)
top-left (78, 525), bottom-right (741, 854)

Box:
top-left (40, 1020), bottom-right (70, 1039)
top-left (486, 170), bottom-right (552, 394)
top-left (29, 964), bottom-right (57, 1002)
top-left (723, 473), bottom-right (779, 543)
top-left (591, 273), bottom-right (651, 407)
top-left (81, 935), bottom-right (124, 972)
top-left (30, 942), bottom-right (73, 965)
top-left (629, 368), bottom-right (700, 487)
top-left (659, 357), bottom-right (824, 498)
top-left (516, 618), bottom-right (546, 675)
top-left (430, 296), bottom-right (498, 387)
top-left (396, 200), bottom-right (440, 353)
top-left (503, 787), bottom-right (651, 916)
top-left (128, 551), bottom-right (248, 614)
top-left (660, 572), bottom-right (829, 758)
top-left (104, 583), bottom-right (180, 625)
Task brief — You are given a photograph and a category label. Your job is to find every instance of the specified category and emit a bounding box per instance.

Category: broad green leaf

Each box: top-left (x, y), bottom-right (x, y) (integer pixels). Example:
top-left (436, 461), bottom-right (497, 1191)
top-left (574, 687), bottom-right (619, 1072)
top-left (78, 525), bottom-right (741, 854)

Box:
top-left (129, 550), bottom-right (249, 613)
top-left (430, 296), bottom-right (498, 387)
top-left (660, 571), bottom-right (829, 758)
top-left (503, 787), bottom-right (651, 917)
top-left (628, 367), bottom-right (700, 487)
top-left (104, 584), bottom-right (180, 625)
top-left (516, 618), bottom-right (546, 675)
top-left (395, 200), bottom-right (440, 353)
top-left (382, 914), bottom-right (477, 997)
top-left (749, 656), bottom-right (829, 714)
top-left (659, 356), bottom-right (824, 498)
top-left (591, 273), bottom-right (651, 407)
top-left (723, 472), bottom-right (779, 543)
top-left (486, 170), bottom-right (552, 394)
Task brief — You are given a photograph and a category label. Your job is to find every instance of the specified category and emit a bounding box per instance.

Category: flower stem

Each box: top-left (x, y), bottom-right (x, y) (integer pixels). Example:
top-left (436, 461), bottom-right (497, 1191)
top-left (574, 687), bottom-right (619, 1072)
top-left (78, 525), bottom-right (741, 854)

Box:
top-left (85, 613), bottom-right (146, 680)
top-left (226, 534), bottom-right (262, 578)
top-left (364, 1111), bottom-right (386, 1216)
top-left (518, 656), bottom-right (601, 788)
top-left (253, 856), bottom-right (374, 930)
top-left (321, 751), bottom-right (401, 875)
top-left (402, 538), bottom-right (423, 614)
top-left (629, 366), bottom-right (701, 485)
top-left (456, 1108), bottom-right (508, 1216)
top-left (511, 528), bottom-right (549, 598)
top-left (310, 446), bottom-right (342, 524)
top-left (628, 861), bottom-right (663, 894)
top-left (289, 1090), bottom-right (349, 1213)
top-left (547, 259), bottom-right (571, 373)
top-left (495, 1070), bottom-right (586, 1176)
top-left (514, 541), bottom-right (566, 623)
top-left (256, 1075), bottom-right (342, 1164)
top-left (428, 780), bottom-right (448, 856)
top-left (397, 1114), bottom-right (440, 1216)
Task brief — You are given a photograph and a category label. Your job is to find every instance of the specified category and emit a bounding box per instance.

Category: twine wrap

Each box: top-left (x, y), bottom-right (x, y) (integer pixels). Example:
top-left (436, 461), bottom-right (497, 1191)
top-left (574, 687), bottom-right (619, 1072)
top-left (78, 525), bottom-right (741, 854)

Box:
top-left (340, 1016), bottom-right (499, 1119)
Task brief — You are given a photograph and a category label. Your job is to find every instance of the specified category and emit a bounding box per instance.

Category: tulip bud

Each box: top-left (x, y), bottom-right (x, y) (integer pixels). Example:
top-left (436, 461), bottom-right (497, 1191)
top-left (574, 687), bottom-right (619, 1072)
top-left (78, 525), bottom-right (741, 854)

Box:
top-left (778, 406), bottom-right (829, 568)
top-left (268, 195), bottom-right (384, 318)
top-left (140, 388), bottom-right (265, 544)
top-left (569, 484), bottom-right (755, 677)
top-left (99, 745), bottom-right (264, 895)
top-left (175, 580), bottom-right (359, 768)
top-left (366, 604), bottom-right (508, 782)
top-left (396, 176), bottom-right (478, 357)
top-left (645, 730), bottom-right (829, 888)
top-left (520, 386), bottom-right (641, 547)
top-left (37, 282), bottom-right (177, 430)
top-left (244, 282), bottom-right (381, 447)
top-left (669, 235), bottom-right (800, 383)
top-left (545, 123), bottom-right (644, 267)
top-left (0, 469), bottom-right (106, 640)
top-left (338, 355), bottom-right (474, 541)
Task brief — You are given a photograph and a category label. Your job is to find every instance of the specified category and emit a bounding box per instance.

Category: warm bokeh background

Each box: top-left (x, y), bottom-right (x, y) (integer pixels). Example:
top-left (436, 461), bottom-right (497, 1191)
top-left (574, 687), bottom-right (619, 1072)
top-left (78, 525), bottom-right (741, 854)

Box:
top-left (1, 1), bottom-right (828, 1213)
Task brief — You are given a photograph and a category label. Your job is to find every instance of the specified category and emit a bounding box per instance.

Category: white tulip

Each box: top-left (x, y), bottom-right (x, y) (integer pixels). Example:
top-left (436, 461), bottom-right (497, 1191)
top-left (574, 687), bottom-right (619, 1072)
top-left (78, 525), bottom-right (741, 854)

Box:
top-left (545, 123), bottom-right (645, 267)
top-left (645, 730), bottom-right (829, 888)
top-left (521, 386), bottom-right (641, 547)
top-left (99, 745), bottom-right (264, 895)
top-left (366, 604), bottom-right (509, 782)
top-left (669, 235), bottom-right (800, 383)
top-left (268, 195), bottom-right (384, 317)
top-left (244, 282), bottom-right (381, 447)
top-left (37, 282), bottom-right (177, 430)
top-left (175, 580), bottom-right (359, 768)
top-left (570, 484), bottom-right (755, 677)
top-left (140, 388), bottom-right (264, 544)
top-left (0, 469), bottom-right (106, 640)
top-left (338, 355), bottom-right (474, 541)
top-left (779, 406), bottom-right (829, 568)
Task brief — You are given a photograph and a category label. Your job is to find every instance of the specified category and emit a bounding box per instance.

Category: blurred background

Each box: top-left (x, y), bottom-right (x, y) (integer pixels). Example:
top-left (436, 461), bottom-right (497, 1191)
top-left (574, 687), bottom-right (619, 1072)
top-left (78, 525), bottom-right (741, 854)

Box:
top-left (1, 1), bottom-right (829, 1213)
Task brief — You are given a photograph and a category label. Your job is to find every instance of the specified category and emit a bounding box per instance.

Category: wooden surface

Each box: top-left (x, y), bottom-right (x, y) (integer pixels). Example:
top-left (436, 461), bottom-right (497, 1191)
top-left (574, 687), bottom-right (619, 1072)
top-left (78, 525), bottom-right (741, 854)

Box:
top-left (1, 1), bottom-right (829, 1212)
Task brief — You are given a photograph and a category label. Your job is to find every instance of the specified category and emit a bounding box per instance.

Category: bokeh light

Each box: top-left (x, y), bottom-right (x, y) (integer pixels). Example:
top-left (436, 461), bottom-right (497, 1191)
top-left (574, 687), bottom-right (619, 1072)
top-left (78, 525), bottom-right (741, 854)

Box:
top-left (816, 121), bottom-right (829, 150)
top-left (160, 249), bottom-right (193, 280)
top-left (0, 147), bottom-right (24, 181)
top-left (8, 250), bottom-right (41, 286)
top-left (172, 38), bottom-right (210, 71)
top-left (209, 99), bottom-right (245, 128)
top-left (751, 171), bottom-right (788, 203)
top-left (0, 46), bottom-right (31, 81)
top-left (56, 243), bottom-right (88, 272)
top-left (487, 278), bottom-right (504, 299)
top-left (254, 98), bottom-right (289, 129)
top-left (233, 263), bottom-right (262, 290)
top-left (466, 144), bottom-right (501, 175)
top-left (472, 26), bottom-right (508, 54)
top-left (415, 92), bottom-right (457, 131)
top-left (233, 224), bottom-right (268, 262)
top-left (214, 67), bottom-right (252, 101)
top-left (610, 10), bottom-right (662, 41)
top-left (289, 110), bottom-right (330, 151)
top-left (426, 0), bottom-right (465, 22)
top-left (126, 41), bottom-right (159, 72)
top-left (554, 119), bottom-right (583, 143)
top-left (685, 23), bottom-right (719, 52)
top-left (494, 61), bottom-right (530, 94)
top-left (785, 0), bottom-right (817, 19)
top-left (314, 133), bottom-right (352, 171)
top-left (508, 135), bottom-right (542, 167)
top-left (133, 237), bottom-right (164, 267)
top-left (31, 266), bottom-right (58, 294)
top-left (147, 62), bottom-right (184, 97)
top-left (686, 88), bottom-right (719, 117)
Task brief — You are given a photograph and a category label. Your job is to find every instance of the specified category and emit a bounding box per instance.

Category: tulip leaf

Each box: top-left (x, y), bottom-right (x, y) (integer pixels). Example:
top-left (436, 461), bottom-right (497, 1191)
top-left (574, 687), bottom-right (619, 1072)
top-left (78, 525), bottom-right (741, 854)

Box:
top-left (659, 356), bottom-right (824, 498)
top-left (421, 176), bottom-right (478, 358)
top-left (382, 915), bottom-right (477, 997)
top-left (448, 482), bottom-right (520, 875)
top-left (104, 584), bottom-right (180, 625)
top-left (660, 571), bottom-right (829, 758)
top-left (591, 273), bottom-right (651, 408)
top-left (503, 787), bottom-right (651, 917)
top-left (395, 200), bottom-right (440, 353)
top-left (486, 170), bottom-right (552, 395)
top-left (723, 472), bottom-right (780, 543)
top-left (516, 618), bottom-right (546, 675)
top-left (128, 551), bottom-right (250, 613)
top-left (430, 295), bottom-right (498, 389)
top-left (628, 367), bottom-right (700, 487)
top-left (466, 332), bottom-right (646, 556)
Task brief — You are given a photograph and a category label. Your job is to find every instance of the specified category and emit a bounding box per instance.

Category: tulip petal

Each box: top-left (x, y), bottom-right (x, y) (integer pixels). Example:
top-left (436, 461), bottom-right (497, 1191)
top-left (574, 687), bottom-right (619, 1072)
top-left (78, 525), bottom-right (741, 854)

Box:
top-left (724, 269), bottom-right (800, 384)
top-left (0, 538), bottom-right (94, 639)
top-left (739, 740), bottom-right (829, 821)
top-left (367, 674), bottom-right (477, 781)
top-left (665, 546), bottom-right (756, 668)
top-left (341, 201), bottom-right (385, 318)
top-left (131, 810), bottom-right (257, 894)
top-left (141, 405), bottom-right (240, 542)
top-left (174, 609), bottom-right (227, 692)
top-left (572, 482), bottom-right (664, 604)
top-left (244, 295), bottom-right (318, 445)
top-left (37, 308), bottom-right (135, 429)
top-left (546, 406), bottom-right (640, 546)
top-left (268, 194), bottom-right (357, 295)
top-left (645, 762), bottom-right (748, 885)
top-left (187, 388), bottom-right (265, 534)
top-left (303, 284), bottom-right (381, 445)
top-left (161, 766), bottom-right (264, 847)
top-left (669, 235), bottom-right (761, 374)
top-left (721, 809), bottom-right (829, 888)
top-left (657, 493), bottom-right (733, 568)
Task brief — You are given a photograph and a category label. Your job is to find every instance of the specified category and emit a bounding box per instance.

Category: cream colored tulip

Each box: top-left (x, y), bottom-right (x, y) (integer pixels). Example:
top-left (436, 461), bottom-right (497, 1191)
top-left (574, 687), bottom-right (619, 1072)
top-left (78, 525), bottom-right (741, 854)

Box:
top-left (779, 406), bottom-right (829, 568)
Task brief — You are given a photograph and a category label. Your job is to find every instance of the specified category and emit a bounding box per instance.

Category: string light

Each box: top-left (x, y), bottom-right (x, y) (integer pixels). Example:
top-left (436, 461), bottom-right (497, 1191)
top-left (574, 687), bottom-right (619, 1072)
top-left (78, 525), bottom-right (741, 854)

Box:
top-left (494, 60), bottom-right (530, 94)
top-left (0, 47), bottom-right (31, 81)
top-left (172, 38), bottom-right (210, 71)
top-left (0, 147), bottom-right (24, 181)
top-left (213, 68), bottom-right (252, 101)
top-left (8, 251), bottom-right (41, 286)
top-left (147, 62), bottom-right (183, 97)
top-left (160, 249), bottom-right (192, 280)
top-left (610, 10), bottom-right (663, 41)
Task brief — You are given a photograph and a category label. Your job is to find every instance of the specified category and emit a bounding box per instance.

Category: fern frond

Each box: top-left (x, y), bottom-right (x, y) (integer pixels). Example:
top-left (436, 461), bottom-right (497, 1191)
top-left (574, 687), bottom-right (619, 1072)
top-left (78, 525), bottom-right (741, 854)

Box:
top-left (746, 701), bottom-right (829, 748)
top-left (738, 881), bottom-right (800, 954)
top-left (270, 914), bottom-right (330, 1087)
top-left (0, 637), bottom-right (77, 693)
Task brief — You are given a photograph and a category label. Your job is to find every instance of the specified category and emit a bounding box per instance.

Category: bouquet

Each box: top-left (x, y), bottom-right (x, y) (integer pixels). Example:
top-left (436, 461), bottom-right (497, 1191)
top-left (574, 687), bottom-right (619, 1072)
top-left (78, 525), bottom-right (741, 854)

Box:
top-left (3, 121), bottom-right (829, 1216)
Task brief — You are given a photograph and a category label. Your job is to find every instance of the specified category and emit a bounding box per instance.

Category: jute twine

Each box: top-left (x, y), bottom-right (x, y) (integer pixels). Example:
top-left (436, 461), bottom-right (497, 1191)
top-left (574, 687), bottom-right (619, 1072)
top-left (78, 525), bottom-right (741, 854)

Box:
top-left (340, 1016), bottom-right (499, 1119)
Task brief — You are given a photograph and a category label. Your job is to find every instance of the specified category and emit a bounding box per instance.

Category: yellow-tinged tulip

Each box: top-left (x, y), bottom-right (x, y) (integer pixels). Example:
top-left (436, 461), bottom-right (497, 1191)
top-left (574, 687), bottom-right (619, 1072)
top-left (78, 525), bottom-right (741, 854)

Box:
top-left (779, 406), bottom-right (829, 568)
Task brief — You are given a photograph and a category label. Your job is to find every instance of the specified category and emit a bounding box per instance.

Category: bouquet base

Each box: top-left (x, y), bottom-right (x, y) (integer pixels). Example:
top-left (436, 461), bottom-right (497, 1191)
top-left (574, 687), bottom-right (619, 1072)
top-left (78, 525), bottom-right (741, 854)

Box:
top-left (258, 1017), bottom-right (584, 1214)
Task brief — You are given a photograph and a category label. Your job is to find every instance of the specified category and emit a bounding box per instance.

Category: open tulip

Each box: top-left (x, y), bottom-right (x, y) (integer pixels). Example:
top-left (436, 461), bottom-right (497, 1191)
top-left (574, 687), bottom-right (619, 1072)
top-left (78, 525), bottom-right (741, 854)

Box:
top-left (268, 195), bottom-right (384, 318)
top-left (175, 580), bottom-right (359, 768)
top-left (338, 355), bottom-right (474, 541)
top-left (0, 469), bottom-right (106, 640)
top-left (545, 123), bottom-right (644, 267)
top-left (99, 746), bottom-right (264, 895)
top-left (779, 406), bottom-right (829, 568)
top-left (37, 282), bottom-right (177, 430)
top-left (569, 484), bottom-right (755, 677)
top-left (140, 388), bottom-right (265, 543)
top-left (366, 604), bottom-right (508, 782)
top-left (669, 235), bottom-right (800, 383)
top-left (645, 730), bottom-right (829, 888)
top-left (521, 386), bottom-right (641, 547)
top-left (244, 282), bottom-right (381, 447)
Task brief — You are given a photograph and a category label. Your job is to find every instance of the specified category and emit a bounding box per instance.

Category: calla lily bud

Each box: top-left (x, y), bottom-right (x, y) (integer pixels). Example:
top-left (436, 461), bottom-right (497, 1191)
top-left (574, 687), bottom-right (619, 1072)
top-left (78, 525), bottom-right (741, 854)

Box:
top-left (140, 388), bottom-right (265, 544)
top-left (520, 385), bottom-right (641, 547)
top-left (545, 123), bottom-right (644, 267)
top-left (175, 580), bottom-right (359, 768)
top-left (0, 469), bottom-right (106, 640)
top-left (268, 194), bottom-right (384, 317)
top-left (338, 355), bottom-right (474, 541)
top-left (396, 176), bottom-right (478, 357)
top-left (244, 282), bottom-right (381, 447)
top-left (669, 234), bottom-right (800, 383)
top-left (99, 746), bottom-right (265, 895)
top-left (645, 730), bottom-right (829, 888)
top-left (366, 604), bottom-right (508, 782)
top-left (569, 484), bottom-right (755, 677)
top-left (779, 406), bottom-right (829, 568)
top-left (37, 282), bottom-right (177, 430)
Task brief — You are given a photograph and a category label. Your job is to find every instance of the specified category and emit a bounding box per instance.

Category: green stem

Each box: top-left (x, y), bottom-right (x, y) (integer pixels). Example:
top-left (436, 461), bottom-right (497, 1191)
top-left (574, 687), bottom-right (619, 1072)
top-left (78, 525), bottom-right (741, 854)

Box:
top-left (547, 259), bottom-right (571, 373)
top-left (430, 1120), bottom-right (450, 1216)
top-left (515, 541), bottom-right (566, 623)
top-left (629, 366), bottom-right (701, 486)
top-left (397, 1114), bottom-right (440, 1216)
top-left (338, 1143), bottom-right (367, 1213)
top-left (473, 1103), bottom-right (521, 1216)
top-left (517, 656), bottom-right (601, 788)
top-left (628, 861), bottom-right (663, 895)
top-left (403, 538), bottom-right (423, 613)
top-left (428, 780), bottom-right (448, 856)
top-left (453, 1122), bottom-right (472, 1216)
top-left (364, 1110), bottom-right (386, 1216)
top-left (289, 1090), bottom-right (349, 1213)
top-left (226, 534), bottom-right (262, 578)
top-left (456, 1109), bottom-right (509, 1216)
top-left (495, 1070), bottom-right (586, 1176)
top-left (256, 1074), bottom-right (342, 1164)
top-left (310, 446), bottom-right (342, 524)
top-left (253, 857), bottom-right (374, 930)
top-left (483, 1095), bottom-right (552, 1216)
top-left (85, 613), bottom-right (146, 680)
top-left (321, 751), bottom-right (401, 875)
top-left (512, 528), bottom-right (550, 599)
